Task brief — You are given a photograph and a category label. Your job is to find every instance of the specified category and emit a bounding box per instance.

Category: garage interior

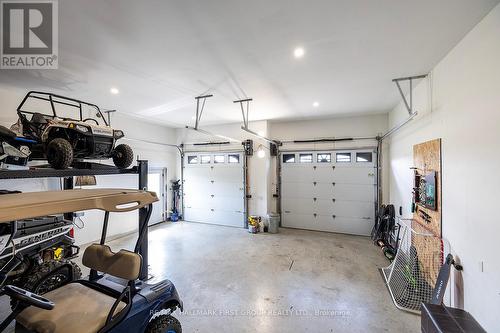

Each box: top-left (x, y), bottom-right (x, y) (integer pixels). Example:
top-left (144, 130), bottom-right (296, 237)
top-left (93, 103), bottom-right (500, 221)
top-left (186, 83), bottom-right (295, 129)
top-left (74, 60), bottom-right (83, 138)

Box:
top-left (0, 1), bottom-right (499, 332)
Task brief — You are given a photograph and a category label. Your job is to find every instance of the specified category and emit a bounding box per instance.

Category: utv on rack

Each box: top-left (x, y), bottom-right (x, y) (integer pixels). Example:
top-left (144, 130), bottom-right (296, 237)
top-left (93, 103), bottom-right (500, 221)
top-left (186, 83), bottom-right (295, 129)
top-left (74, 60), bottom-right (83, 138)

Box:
top-left (0, 125), bottom-right (35, 169)
top-left (0, 190), bottom-right (81, 306)
top-left (0, 189), bottom-right (183, 333)
top-left (14, 91), bottom-right (133, 169)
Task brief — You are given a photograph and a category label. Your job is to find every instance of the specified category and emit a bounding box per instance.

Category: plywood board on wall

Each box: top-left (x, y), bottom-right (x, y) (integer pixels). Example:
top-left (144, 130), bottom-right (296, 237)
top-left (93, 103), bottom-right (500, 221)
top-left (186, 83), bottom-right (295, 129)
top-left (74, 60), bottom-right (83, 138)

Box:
top-left (412, 139), bottom-right (443, 288)
top-left (413, 138), bottom-right (442, 237)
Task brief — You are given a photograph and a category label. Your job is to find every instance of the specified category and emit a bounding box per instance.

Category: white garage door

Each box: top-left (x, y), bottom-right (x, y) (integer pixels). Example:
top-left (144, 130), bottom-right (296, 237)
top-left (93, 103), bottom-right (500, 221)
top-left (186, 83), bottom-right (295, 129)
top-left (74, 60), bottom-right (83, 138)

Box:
top-left (183, 152), bottom-right (245, 227)
top-left (281, 150), bottom-right (376, 236)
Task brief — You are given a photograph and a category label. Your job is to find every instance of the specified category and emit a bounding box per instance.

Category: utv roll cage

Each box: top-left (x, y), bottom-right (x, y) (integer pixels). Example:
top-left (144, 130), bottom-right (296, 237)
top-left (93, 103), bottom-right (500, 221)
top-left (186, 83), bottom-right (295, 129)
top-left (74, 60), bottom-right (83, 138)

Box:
top-left (17, 91), bottom-right (109, 126)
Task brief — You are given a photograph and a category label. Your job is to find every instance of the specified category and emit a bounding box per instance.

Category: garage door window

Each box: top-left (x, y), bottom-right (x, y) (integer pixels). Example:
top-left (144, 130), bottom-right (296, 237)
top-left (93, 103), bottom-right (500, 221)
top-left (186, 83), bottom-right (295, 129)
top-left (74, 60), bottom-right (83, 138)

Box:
top-left (336, 152), bottom-right (351, 163)
top-left (214, 155), bottom-right (225, 164)
top-left (283, 154), bottom-right (295, 163)
top-left (187, 156), bottom-right (198, 164)
top-left (228, 154), bottom-right (240, 164)
top-left (317, 153), bottom-right (331, 163)
top-left (201, 155), bottom-right (211, 164)
top-left (356, 152), bottom-right (372, 162)
top-left (299, 153), bottom-right (313, 163)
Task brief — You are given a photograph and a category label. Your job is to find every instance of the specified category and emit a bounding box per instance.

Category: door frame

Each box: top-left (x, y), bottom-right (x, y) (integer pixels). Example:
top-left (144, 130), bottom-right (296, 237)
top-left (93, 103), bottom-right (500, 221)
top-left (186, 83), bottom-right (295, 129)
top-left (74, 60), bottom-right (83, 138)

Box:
top-left (148, 167), bottom-right (167, 226)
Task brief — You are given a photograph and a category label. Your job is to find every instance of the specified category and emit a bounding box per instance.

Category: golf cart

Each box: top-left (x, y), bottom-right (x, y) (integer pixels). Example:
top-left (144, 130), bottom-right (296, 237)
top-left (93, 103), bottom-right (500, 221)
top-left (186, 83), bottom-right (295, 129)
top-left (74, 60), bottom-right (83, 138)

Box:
top-left (13, 91), bottom-right (133, 170)
top-left (0, 189), bottom-right (183, 333)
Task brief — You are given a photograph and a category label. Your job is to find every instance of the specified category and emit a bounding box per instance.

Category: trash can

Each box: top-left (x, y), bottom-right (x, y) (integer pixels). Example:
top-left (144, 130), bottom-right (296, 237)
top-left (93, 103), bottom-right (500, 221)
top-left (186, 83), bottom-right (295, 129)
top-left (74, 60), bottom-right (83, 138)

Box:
top-left (267, 213), bottom-right (280, 233)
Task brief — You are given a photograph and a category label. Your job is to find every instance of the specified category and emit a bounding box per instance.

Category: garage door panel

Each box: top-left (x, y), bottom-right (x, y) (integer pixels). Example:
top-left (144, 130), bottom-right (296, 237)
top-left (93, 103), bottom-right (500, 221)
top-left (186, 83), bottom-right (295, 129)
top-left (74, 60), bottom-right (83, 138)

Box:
top-left (333, 183), bottom-right (375, 202)
top-left (313, 183), bottom-right (374, 201)
top-left (184, 167), bottom-right (211, 181)
top-left (212, 211), bottom-right (245, 227)
top-left (331, 201), bottom-right (374, 219)
top-left (211, 167), bottom-right (243, 182)
top-left (212, 182), bottom-right (244, 197)
top-left (333, 217), bottom-right (373, 236)
top-left (314, 166), bottom-right (337, 179)
top-left (282, 212), bottom-right (317, 229)
top-left (313, 199), bottom-right (336, 215)
top-left (211, 196), bottom-right (244, 211)
top-left (315, 216), bottom-right (373, 235)
top-left (184, 195), bottom-right (212, 210)
top-left (282, 197), bottom-right (314, 215)
top-left (184, 207), bottom-right (215, 224)
top-left (183, 181), bottom-right (213, 194)
top-left (331, 167), bottom-right (376, 185)
top-left (313, 182), bottom-right (336, 196)
top-left (282, 166), bottom-right (313, 183)
top-left (281, 182), bottom-right (314, 198)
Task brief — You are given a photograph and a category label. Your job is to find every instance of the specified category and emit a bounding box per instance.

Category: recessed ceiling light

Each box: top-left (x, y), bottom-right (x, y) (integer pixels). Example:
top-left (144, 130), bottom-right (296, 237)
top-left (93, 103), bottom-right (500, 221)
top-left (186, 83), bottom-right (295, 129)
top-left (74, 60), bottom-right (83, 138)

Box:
top-left (293, 47), bottom-right (305, 59)
top-left (313, 101), bottom-right (319, 108)
top-left (110, 87), bottom-right (119, 95)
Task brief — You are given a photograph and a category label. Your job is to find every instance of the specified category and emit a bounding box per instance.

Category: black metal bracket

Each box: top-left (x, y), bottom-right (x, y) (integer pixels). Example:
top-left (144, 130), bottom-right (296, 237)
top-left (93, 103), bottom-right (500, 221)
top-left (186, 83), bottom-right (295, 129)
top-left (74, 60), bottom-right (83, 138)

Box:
top-left (0, 162), bottom-right (139, 180)
top-left (392, 74), bottom-right (428, 115)
top-left (194, 94), bottom-right (213, 130)
top-left (137, 160), bottom-right (149, 280)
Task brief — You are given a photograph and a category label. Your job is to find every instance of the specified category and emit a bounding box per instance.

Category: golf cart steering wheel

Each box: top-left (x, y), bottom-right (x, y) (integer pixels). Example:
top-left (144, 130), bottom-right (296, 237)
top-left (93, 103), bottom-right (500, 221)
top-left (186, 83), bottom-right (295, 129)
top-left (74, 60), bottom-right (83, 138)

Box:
top-left (3, 285), bottom-right (54, 310)
top-left (83, 118), bottom-right (99, 125)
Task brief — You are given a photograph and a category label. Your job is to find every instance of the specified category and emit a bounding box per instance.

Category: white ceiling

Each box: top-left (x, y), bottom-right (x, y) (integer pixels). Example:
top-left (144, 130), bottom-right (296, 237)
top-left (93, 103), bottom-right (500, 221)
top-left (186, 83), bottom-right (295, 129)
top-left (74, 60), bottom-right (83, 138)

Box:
top-left (1, 0), bottom-right (498, 127)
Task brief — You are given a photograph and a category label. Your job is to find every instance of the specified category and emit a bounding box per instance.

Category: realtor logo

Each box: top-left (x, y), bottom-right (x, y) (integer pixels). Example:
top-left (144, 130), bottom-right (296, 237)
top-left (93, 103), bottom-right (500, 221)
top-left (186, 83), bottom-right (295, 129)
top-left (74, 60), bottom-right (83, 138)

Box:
top-left (1, 0), bottom-right (58, 69)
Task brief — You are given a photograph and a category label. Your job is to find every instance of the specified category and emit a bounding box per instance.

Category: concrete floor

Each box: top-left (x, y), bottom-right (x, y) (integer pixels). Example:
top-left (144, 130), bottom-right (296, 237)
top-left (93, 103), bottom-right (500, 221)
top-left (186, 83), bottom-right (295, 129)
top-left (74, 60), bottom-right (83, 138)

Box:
top-left (1, 222), bottom-right (420, 332)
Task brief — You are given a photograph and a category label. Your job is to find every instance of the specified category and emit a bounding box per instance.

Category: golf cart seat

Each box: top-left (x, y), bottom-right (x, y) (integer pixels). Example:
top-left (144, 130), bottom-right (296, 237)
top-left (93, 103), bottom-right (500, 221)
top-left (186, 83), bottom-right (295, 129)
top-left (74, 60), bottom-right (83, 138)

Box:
top-left (16, 244), bottom-right (142, 333)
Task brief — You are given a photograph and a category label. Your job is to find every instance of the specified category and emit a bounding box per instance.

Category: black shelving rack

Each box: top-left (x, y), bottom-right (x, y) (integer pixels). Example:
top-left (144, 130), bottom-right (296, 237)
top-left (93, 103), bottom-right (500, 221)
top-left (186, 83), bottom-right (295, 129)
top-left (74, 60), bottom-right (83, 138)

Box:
top-left (0, 160), bottom-right (151, 280)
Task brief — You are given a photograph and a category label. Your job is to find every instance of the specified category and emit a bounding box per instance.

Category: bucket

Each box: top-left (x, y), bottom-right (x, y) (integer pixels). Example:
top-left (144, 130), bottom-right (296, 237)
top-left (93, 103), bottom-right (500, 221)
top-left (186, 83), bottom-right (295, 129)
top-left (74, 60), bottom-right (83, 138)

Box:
top-left (248, 224), bottom-right (259, 234)
top-left (267, 213), bottom-right (280, 233)
top-left (170, 212), bottom-right (179, 222)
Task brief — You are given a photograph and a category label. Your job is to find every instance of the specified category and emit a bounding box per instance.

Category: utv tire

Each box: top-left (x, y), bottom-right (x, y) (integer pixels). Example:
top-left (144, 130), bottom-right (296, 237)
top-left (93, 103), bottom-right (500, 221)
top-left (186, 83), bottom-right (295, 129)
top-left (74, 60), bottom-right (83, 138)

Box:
top-left (47, 138), bottom-right (73, 169)
top-left (146, 315), bottom-right (182, 333)
top-left (112, 144), bottom-right (134, 169)
top-left (11, 259), bottom-right (81, 309)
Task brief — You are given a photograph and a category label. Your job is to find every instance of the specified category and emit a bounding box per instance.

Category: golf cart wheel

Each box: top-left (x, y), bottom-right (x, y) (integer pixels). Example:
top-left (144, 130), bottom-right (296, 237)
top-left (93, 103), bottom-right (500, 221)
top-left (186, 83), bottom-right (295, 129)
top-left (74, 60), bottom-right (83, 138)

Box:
top-left (11, 259), bottom-right (81, 309)
top-left (47, 138), bottom-right (73, 169)
top-left (146, 314), bottom-right (182, 333)
top-left (112, 144), bottom-right (134, 169)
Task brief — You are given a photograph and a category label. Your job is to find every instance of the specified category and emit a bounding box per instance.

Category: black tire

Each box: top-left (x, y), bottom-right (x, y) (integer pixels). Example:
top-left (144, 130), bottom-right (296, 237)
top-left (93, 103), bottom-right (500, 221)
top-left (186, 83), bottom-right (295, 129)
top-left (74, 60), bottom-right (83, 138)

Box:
top-left (47, 138), bottom-right (73, 169)
top-left (11, 259), bottom-right (81, 309)
top-left (112, 144), bottom-right (134, 169)
top-left (146, 315), bottom-right (182, 333)
top-left (383, 246), bottom-right (396, 261)
top-left (21, 259), bottom-right (81, 294)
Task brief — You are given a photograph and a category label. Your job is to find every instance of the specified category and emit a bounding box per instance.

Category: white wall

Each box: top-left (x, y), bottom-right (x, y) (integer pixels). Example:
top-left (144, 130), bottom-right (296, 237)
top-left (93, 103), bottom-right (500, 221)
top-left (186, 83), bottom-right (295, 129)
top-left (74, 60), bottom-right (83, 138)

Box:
top-left (0, 86), bottom-right (179, 245)
top-left (387, 4), bottom-right (500, 331)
